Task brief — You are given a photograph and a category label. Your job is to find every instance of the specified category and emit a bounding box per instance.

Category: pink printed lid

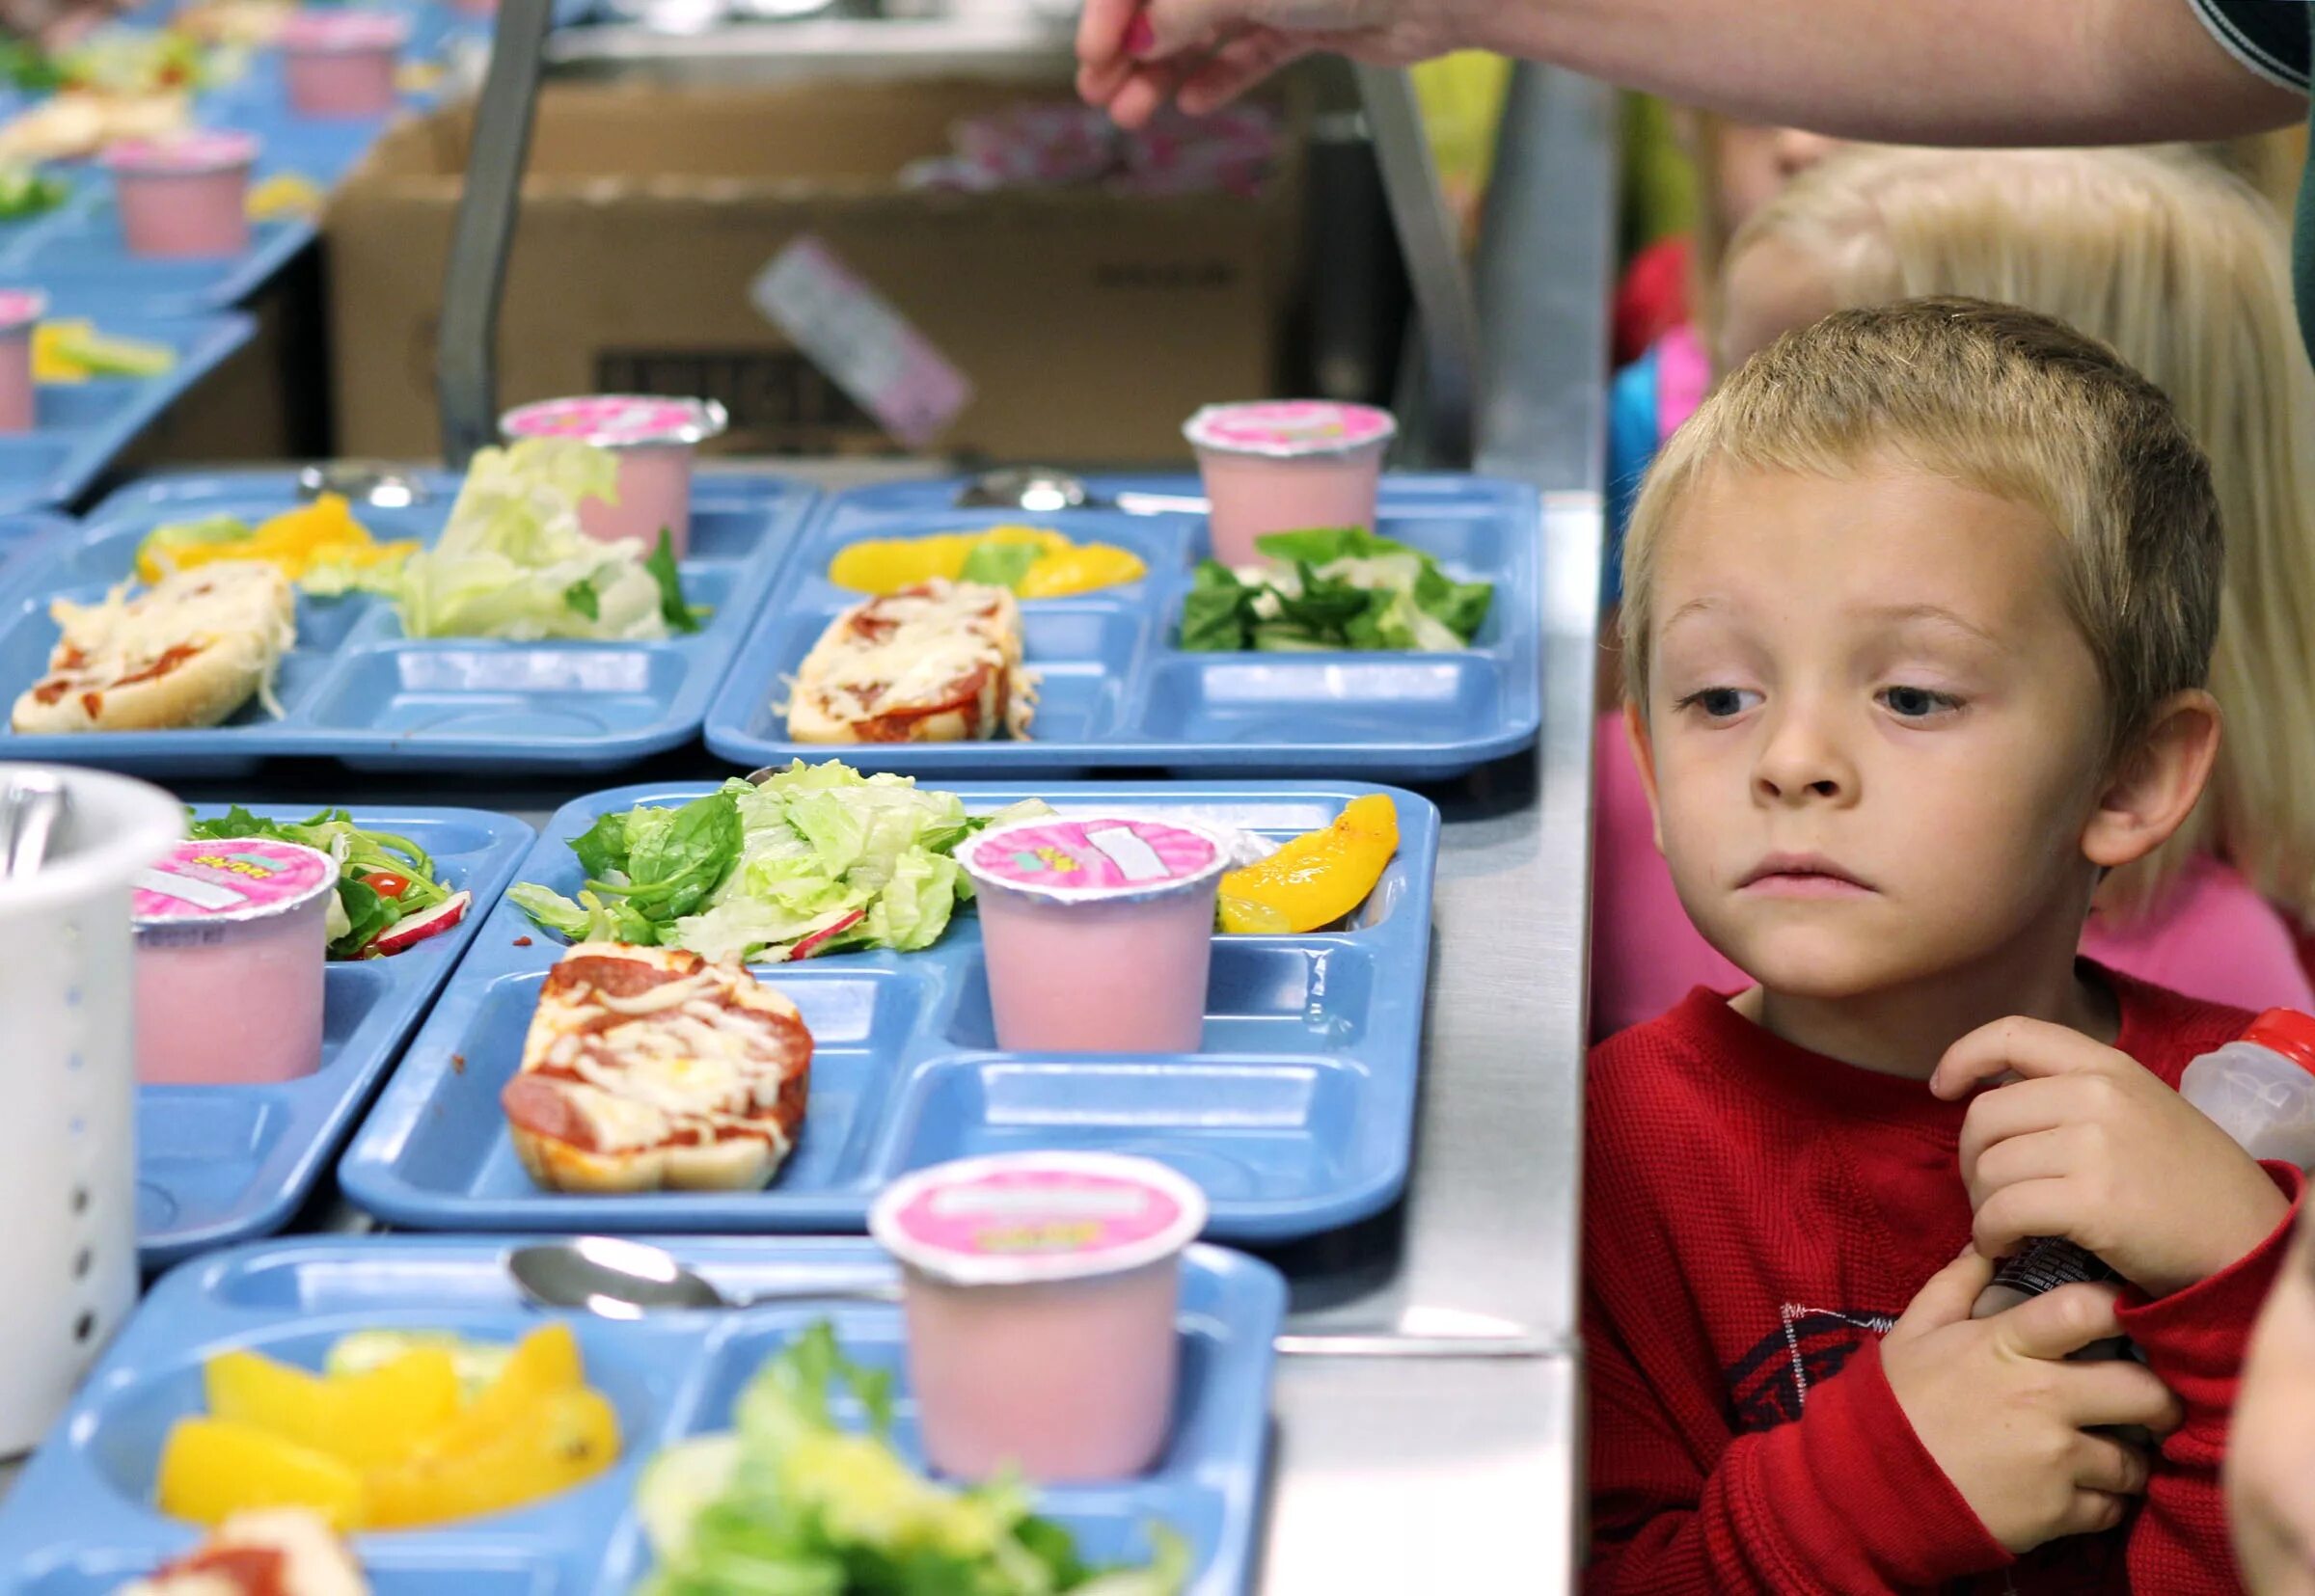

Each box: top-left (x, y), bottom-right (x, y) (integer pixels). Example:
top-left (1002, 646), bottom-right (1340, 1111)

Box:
top-left (1183, 399), bottom-right (1397, 459)
top-left (104, 130), bottom-right (260, 176)
top-left (280, 8), bottom-right (408, 50)
top-left (870, 1151), bottom-right (1208, 1286)
top-left (501, 394), bottom-right (728, 449)
top-left (0, 288), bottom-right (46, 333)
top-left (131, 837), bottom-right (337, 928)
top-left (960, 815), bottom-right (1228, 906)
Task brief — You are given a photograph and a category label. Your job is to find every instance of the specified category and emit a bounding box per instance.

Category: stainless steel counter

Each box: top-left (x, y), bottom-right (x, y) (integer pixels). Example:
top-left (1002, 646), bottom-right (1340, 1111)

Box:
top-left (163, 60), bottom-right (1615, 1595)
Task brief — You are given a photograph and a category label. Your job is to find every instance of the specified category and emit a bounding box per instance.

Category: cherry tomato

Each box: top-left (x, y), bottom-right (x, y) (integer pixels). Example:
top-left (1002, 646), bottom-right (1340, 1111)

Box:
top-left (363, 872), bottom-right (412, 899)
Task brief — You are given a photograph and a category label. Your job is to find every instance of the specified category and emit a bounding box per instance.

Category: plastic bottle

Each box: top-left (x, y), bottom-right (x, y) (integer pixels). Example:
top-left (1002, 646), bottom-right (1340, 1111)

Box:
top-left (1970, 1007), bottom-right (2315, 1327)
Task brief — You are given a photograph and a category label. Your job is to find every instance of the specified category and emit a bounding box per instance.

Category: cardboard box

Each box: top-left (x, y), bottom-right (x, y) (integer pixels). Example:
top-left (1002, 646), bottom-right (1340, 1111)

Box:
top-left (326, 78), bottom-right (1304, 463)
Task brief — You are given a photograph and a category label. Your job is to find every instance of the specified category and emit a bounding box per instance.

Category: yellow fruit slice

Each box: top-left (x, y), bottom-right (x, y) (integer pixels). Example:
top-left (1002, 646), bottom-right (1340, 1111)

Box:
top-left (417, 1323), bottom-right (583, 1459)
top-left (327, 1348), bottom-right (462, 1469)
top-left (1217, 794), bottom-right (1401, 933)
top-left (156, 1417), bottom-right (365, 1530)
top-left (364, 1388), bottom-right (621, 1529)
top-left (1016, 543), bottom-right (1147, 598)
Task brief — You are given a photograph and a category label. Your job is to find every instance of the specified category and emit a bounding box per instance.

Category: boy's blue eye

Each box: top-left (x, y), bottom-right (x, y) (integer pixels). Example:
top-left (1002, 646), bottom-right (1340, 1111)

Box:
top-left (1879, 686), bottom-right (1958, 718)
top-left (1675, 687), bottom-right (1757, 718)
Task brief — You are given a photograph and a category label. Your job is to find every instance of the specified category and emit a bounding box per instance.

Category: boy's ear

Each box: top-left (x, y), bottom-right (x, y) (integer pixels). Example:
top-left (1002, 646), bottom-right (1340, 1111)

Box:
top-left (1623, 701), bottom-right (1669, 856)
top-left (2081, 690), bottom-right (2222, 871)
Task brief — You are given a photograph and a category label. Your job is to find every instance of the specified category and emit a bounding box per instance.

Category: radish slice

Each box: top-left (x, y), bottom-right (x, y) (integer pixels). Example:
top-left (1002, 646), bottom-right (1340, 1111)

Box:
top-left (364, 890), bottom-right (470, 957)
top-left (790, 908), bottom-right (866, 960)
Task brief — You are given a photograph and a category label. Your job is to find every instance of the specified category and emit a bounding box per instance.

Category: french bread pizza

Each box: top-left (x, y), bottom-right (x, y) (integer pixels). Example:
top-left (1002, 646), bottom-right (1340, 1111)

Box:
top-left (119, 1508), bottom-right (368, 1596)
top-left (786, 578), bottom-right (1036, 744)
top-left (501, 942), bottom-right (813, 1194)
top-left (12, 559), bottom-right (295, 734)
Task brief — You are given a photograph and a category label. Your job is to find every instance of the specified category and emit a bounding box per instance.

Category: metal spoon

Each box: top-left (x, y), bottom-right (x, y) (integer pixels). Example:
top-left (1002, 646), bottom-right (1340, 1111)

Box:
top-left (956, 466), bottom-right (1206, 518)
top-left (296, 462), bottom-right (431, 508)
top-left (507, 1236), bottom-right (899, 1318)
top-left (0, 771), bottom-right (66, 879)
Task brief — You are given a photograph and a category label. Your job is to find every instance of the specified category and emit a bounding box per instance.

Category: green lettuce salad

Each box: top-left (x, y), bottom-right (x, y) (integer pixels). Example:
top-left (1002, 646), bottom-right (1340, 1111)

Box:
top-left (186, 806), bottom-right (460, 960)
top-left (1180, 527), bottom-right (1492, 653)
top-left (634, 1322), bottom-right (1188, 1596)
top-left (307, 438), bottom-right (699, 640)
top-left (508, 762), bottom-right (1048, 964)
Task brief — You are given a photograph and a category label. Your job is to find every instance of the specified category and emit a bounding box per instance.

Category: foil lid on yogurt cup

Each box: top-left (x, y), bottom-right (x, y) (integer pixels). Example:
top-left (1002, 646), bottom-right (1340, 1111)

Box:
top-left (960, 814), bottom-right (1229, 906)
top-left (1183, 399), bottom-right (1397, 459)
top-left (104, 130), bottom-right (260, 176)
top-left (502, 394), bottom-right (729, 449)
top-left (133, 836), bottom-right (337, 931)
top-left (281, 9), bottom-right (410, 50)
top-left (871, 1151), bottom-right (1208, 1287)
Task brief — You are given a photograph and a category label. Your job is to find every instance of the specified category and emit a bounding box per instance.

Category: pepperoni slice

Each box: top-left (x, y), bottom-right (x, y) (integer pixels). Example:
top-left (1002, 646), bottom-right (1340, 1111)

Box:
top-left (156, 1545), bottom-right (289, 1596)
top-left (545, 951), bottom-right (701, 1001)
top-left (502, 1072), bottom-right (602, 1153)
top-left (855, 662), bottom-right (994, 742)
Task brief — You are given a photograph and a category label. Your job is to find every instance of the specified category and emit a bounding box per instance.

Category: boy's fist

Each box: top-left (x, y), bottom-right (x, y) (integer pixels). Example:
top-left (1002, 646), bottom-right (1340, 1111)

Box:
top-left (1882, 1250), bottom-right (2180, 1553)
top-left (1932, 1016), bottom-right (2289, 1298)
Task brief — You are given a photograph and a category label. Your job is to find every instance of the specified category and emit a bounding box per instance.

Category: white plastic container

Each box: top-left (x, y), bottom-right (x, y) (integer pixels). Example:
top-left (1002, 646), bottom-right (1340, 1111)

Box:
top-left (0, 765), bottom-right (179, 1454)
top-left (870, 1151), bottom-right (1207, 1482)
top-left (959, 816), bottom-right (1228, 1054)
top-left (132, 837), bottom-right (335, 1086)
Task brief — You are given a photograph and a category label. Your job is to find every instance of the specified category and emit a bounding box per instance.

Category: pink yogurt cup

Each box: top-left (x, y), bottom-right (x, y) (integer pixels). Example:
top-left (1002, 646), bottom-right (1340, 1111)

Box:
top-left (1185, 399), bottom-right (1398, 568)
top-left (871, 1151), bottom-right (1209, 1482)
top-left (500, 395), bottom-right (729, 557)
top-left (281, 10), bottom-right (409, 119)
top-left (960, 815), bottom-right (1228, 1055)
top-left (0, 289), bottom-right (46, 434)
top-left (104, 131), bottom-right (258, 258)
top-left (131, 837), bottom-right (336, 1086)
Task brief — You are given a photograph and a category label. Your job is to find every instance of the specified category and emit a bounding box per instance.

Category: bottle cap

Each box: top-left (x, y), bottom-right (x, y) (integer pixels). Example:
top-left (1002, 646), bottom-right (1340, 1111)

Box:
top-left (2243, 1009), bottom-right (2315, 1078)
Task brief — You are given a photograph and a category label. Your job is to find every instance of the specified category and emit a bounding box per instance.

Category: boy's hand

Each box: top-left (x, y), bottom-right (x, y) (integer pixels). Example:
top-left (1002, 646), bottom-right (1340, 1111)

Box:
top-left (1932, 1016), bottom-right (2289, 1298)
top-left (1882, 1250), bottom-right (2179, 1552)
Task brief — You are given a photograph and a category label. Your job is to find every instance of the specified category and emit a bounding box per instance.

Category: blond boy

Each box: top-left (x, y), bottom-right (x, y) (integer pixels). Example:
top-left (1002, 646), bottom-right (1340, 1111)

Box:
top-left (1587, 298), bottom-right (2301, 1591)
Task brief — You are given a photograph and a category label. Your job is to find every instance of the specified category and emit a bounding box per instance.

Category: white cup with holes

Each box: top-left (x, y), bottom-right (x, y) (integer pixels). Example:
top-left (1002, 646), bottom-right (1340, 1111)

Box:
top-left (0, 766), bottom-right (178, 1454)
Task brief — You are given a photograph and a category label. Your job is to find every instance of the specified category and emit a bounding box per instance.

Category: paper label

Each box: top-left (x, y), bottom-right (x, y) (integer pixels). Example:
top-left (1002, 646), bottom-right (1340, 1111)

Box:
top-left (965, 818), bottom-right (1221, 898)
top-left (749, 235), bottom-right (972, 450)
top-left (133, 838), bottom-right (336, 924)
top-left (891, 1165), bottom-right (1185, 1260)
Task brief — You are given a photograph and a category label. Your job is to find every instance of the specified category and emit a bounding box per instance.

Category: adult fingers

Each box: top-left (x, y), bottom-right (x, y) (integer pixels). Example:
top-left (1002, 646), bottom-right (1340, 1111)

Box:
top-left (2072, 1432), bottom-right (2153, 1498)
top-left (1889, 1247), bottom-right (1997, 1339)
top-left (1139, 0), bottom-right (1270, 57)
top-left (1997, 1281), bottom-right (2125, 1361)
top-left (1076, 0), bottom-right (1141, 71)
top-left (1177, 26), bottom-right (1311, 114)
top-left (2053, 1491), bottom-right (2132, 1543)
top-left (1103, 61), bottom-right (1189, 130)
top-left (1933, 1014), bottom-right (2121, 1101)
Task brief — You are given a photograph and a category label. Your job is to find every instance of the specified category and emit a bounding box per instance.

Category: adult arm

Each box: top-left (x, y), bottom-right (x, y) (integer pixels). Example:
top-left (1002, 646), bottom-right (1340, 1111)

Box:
top-left (1082, 0), bottom-right (2305, 141)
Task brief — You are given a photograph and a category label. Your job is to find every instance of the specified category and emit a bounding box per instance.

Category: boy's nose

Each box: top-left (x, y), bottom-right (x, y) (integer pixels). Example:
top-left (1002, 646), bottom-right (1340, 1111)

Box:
top-left (1753, 709), bottom-right (1855, 804)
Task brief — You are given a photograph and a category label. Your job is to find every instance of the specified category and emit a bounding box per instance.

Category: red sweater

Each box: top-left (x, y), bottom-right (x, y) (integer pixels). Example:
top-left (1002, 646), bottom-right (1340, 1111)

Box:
top-left (1584, 973), bottom-right (2305, 1593)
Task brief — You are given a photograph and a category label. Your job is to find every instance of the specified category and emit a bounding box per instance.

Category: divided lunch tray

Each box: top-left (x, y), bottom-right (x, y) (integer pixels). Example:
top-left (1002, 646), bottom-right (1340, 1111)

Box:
top-left (0, 469), bottom-right (817, 776)
top-left (702, 473), bottom-right (1544, 780)
top-left (140, 803), bottom-right (533, 1270)
top-left (0, 1235), bottom-right (1286, 1596)
top-left (0, 304), bottom-right (254, 515)
top-left (340, 779), bottom-right (1440, 1243)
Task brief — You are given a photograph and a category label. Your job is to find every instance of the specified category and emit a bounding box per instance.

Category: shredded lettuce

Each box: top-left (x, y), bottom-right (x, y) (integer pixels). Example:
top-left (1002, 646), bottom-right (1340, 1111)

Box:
top-left (305, 438), bottom-right (703, 640)
top-left (633, 1322), bottom-right (1189, 1596)
top-left (510, 762), bottom-right (1049, 964)
top-left (1179, 526), bottom-right (1492, 653)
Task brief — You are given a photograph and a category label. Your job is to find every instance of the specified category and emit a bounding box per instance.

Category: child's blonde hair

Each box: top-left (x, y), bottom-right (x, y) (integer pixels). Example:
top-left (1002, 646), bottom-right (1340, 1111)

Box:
top-left (1719, 144), bottom-right (2315, 925)
top-left (1622, 297), bottom-right (2221, 793)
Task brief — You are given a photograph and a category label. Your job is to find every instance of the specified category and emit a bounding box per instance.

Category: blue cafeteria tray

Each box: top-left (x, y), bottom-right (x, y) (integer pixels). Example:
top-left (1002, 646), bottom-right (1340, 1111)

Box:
top-left (0, 512), bottom-right (66, 575)
top-left (0, 469), bottom-right (817, 776)
top-left (702, 473), bottom-right (1545, 780)
top-left (140, 803), bottom-right (533, 1270)
top-left (340, 778), bottom-right (1439, 1244)
top-left (0, 1234), bottom-right (1285, 1596)
top-left (0, 302), bottom-right (253, 514)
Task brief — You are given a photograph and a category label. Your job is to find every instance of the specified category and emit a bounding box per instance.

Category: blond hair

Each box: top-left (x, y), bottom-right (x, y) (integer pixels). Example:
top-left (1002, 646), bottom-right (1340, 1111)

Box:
top-left (1724, 145), bottom-right (2315, 924)
top-left (1622, 298), bottom-right (2221, 796)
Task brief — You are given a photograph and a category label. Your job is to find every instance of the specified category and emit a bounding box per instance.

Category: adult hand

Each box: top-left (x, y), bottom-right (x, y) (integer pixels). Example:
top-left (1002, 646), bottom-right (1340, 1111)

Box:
top-left (1933, 1015), bottom-right (2290, 1300)
top-left (1882, 1250), bottom-right (2179, 1553)
top-left (1076, 0), bottom-right (1470, 128)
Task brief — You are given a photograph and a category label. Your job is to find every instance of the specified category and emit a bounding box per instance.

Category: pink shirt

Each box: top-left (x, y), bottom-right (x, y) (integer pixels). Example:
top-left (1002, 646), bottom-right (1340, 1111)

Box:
top-left (1590, 711), bottom-right (2315, 1039)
